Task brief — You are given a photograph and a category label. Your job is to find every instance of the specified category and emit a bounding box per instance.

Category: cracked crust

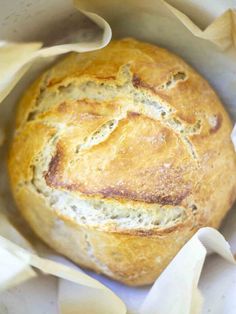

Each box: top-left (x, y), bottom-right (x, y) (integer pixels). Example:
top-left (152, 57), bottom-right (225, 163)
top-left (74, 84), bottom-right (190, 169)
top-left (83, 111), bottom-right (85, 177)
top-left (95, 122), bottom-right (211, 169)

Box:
top-left (8, 38), bottom-right (236, 285)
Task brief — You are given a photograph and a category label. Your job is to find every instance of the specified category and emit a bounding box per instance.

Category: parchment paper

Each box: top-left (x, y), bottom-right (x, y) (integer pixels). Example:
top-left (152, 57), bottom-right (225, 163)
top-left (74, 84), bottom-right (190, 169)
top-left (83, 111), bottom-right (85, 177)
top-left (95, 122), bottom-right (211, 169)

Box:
top-left (0, 1), bottom-right (236, 314)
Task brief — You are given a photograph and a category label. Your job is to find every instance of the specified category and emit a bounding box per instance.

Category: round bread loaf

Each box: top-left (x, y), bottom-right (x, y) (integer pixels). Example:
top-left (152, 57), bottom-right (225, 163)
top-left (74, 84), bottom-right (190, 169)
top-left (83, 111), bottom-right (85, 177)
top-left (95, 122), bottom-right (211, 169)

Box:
top-left (8, 38), bottom-right (236, 285)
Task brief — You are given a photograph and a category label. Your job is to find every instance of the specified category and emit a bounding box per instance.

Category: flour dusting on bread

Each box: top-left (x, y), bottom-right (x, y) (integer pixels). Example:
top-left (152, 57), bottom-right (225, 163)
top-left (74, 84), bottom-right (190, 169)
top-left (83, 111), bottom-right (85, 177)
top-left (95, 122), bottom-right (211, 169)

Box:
top-left (8, 38), bottom-right (236, 285)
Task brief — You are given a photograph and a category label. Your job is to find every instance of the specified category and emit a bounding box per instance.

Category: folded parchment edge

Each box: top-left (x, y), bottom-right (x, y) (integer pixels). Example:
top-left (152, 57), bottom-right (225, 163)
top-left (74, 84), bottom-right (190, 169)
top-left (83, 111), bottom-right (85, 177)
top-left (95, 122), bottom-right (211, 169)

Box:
top-left (162, 1), bottom-right (236, 50)
top-left (140, 227), bottom-right (235, 314)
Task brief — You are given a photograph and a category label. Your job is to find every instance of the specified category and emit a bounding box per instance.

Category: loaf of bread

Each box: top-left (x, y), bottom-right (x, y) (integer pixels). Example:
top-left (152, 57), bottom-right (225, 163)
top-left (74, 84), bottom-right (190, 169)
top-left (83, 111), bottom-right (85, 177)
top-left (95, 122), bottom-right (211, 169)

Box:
top-left (8, 38), bottom-right (236, 285)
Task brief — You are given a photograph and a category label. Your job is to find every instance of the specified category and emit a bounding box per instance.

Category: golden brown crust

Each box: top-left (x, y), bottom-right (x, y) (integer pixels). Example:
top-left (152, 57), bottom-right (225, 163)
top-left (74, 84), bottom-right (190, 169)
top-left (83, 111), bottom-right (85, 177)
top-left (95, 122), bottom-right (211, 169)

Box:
top-left (8, 38), bottom-right (236, 285)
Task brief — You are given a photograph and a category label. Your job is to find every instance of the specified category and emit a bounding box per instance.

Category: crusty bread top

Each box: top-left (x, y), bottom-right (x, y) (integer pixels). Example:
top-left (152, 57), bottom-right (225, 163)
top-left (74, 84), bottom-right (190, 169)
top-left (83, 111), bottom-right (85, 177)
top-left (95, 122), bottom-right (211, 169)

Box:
top-left (9, 38), bottom-right (236, 234)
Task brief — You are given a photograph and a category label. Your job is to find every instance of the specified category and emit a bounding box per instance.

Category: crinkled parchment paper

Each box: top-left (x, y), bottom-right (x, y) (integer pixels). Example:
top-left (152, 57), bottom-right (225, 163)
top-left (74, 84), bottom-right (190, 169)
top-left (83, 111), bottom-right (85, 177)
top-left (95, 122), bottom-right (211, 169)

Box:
top-left (0, 1), bottom-right (236, 313)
